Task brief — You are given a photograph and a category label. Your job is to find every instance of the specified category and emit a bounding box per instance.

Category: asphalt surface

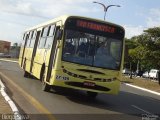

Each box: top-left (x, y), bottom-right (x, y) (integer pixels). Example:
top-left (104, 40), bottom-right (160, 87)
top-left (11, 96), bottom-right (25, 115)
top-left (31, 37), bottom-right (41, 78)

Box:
top-left (0, 60), bottom-right (160, 120)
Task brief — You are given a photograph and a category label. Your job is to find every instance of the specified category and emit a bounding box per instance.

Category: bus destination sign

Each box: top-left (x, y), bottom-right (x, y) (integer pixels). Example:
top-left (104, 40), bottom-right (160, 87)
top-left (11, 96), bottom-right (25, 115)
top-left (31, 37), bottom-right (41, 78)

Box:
top-left (76, 20), bottom-right (115, 33)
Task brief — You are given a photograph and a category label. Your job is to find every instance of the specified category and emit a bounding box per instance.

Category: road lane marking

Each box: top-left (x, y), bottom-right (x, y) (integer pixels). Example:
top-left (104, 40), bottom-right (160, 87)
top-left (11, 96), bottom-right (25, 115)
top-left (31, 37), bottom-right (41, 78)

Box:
top-left (0, 72), bottom-right (56, 120)
top-left (0, 59), bottom-right (18, 63)
top-left (131, 105), bottom-right (152, 114)
top-left (124, 83), bottom-right (160, 96)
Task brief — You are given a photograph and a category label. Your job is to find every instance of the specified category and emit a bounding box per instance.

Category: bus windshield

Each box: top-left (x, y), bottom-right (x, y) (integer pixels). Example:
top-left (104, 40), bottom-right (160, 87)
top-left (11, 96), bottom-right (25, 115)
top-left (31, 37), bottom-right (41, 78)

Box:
top-left (62, 18), bottom-right (124, 70)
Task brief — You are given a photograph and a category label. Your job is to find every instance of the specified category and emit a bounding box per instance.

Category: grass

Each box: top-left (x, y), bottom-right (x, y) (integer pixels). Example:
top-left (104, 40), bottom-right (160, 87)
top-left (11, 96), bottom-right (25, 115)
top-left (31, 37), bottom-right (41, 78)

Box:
top-left (121, 75), bottom-right (160, 93)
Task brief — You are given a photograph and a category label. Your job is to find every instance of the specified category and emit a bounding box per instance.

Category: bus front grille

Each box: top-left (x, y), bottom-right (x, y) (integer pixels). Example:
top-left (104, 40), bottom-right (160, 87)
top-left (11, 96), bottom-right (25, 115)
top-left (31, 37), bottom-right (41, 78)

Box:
top-left (65, 82), bottom-right (110, 92)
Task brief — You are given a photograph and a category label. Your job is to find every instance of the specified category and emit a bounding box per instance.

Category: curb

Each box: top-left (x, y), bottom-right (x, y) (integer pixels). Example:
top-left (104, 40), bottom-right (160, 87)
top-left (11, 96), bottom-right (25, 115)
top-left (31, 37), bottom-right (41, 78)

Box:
top-left (0, 79), bottom-right (21, 120)
top-left (124, 83), bottom-right (160, 96)
top-left (0, 59), bottom-right (18, 63)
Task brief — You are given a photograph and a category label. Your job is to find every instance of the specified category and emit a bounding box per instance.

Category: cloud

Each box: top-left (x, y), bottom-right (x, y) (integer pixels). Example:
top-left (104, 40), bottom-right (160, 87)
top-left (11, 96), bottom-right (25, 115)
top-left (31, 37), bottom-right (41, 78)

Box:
top-left (124, 25), bottom-right (145, 38)
top-left (0, 0), bottom-right (95, 44)
top-left (0, 0), bottom-right (94, 19)
top-left (146, 8), bottom-right (160, 27)
top-left (124, 8), bottom-right (160, 38)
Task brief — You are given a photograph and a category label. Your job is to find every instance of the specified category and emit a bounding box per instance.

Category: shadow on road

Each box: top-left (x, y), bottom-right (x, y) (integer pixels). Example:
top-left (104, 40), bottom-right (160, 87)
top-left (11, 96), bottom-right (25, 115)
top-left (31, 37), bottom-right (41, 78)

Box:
top-left (48, 86), bottom-right (160, 120)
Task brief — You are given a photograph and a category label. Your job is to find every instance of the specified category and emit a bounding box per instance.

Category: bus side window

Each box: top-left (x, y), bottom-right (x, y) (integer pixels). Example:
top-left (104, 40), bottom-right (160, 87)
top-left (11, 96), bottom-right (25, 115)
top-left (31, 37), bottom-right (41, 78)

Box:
top-left (21, 33), bottom-right (27, 47)
top-left (45, 24), bottom-right (56, 49)
top-left (30, 30), bottom-right (37, 48)
top-left (29, 31), bottom-right (33, 40)
top-left (26, 32), bottom-right (31, 47)
top-left (39, 26), bottom-right (49, 49)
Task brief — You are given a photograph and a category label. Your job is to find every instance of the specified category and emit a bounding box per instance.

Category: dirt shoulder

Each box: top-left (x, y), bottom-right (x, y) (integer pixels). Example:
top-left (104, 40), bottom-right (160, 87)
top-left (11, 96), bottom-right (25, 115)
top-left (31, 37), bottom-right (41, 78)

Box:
top-left (0, 94), bottom-right (12, 114)
top-left (121, 75), bottom-right (160, 93)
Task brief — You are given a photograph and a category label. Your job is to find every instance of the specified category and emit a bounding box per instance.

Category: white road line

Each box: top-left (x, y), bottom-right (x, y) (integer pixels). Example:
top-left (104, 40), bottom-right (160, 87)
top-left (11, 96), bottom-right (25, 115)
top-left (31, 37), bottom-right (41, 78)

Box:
top-left (0, 79), bottom-right (21, 120)
top-left (131, 105), bottom-right (152, 114)
top-left (0, 59), bottom-right (18, 63)
top-left (124, 83), bottom-right (160, 96)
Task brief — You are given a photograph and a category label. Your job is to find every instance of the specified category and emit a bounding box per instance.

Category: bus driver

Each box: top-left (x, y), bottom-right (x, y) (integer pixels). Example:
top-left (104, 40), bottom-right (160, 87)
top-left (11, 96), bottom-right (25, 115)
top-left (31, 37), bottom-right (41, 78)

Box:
top-left (94, 41), bottom-right (117, 69)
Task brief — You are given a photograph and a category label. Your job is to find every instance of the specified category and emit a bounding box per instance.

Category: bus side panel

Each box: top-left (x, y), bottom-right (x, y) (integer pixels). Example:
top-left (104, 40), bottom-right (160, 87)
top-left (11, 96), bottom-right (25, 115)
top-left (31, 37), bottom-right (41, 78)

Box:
top-left (24, 48), bottom-right (32, 72)
top-left (19, 47), bottom-right (24, 67)
top-left (32, 49), bottom-right (45, 79)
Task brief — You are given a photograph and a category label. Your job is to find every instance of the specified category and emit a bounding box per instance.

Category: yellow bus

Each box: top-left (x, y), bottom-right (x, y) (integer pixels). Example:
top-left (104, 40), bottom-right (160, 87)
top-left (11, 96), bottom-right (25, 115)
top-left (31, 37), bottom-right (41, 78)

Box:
top-left (19, 15), bottom-right (125, 97)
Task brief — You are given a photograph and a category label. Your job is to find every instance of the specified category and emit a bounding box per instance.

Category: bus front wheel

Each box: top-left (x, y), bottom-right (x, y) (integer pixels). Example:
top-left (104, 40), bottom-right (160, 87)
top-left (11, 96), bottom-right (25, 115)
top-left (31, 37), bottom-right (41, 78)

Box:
top-left (87, 91), bottom-right (98, 98)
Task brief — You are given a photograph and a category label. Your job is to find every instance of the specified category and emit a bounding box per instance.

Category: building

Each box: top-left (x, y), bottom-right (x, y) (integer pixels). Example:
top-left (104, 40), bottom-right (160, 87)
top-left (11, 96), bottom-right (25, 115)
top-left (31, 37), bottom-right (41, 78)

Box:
top-left (0, 40), bottom-right (11, 53)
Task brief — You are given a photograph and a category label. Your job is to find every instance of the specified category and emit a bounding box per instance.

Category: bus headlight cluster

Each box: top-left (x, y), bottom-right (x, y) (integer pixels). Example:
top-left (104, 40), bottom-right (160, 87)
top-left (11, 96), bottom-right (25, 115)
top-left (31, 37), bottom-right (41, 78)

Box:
top-left (62, 66), bottom-right (117, 82)
top-left (62, 68), bottom-right (87, 79)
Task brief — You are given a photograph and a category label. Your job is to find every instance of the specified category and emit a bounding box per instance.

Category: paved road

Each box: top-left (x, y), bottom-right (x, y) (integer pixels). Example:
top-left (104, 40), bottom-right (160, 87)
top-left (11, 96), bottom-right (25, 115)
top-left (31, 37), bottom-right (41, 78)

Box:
top-left (0, 60), bottom-right (160, 120)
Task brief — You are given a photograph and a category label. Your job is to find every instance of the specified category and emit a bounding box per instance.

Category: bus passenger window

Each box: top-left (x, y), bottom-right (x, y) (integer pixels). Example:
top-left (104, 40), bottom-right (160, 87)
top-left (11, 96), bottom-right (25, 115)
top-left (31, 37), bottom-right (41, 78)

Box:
top-left (45, 25), bottom-right (56, 49)
top-left (29, 31), bottom-right (33, 39)
top-left (30, 38), bottom-right (36, 48)
top-left (45, 37), bottom-right (53, 49)
top-left (26, 39), bottom-right (31, 47)
top-left (29, 31), bottom-right (36, 48)
top-left (21, 33), bottom-right (27, 47)
top-left (39, 38), bottom-right (46, 48)
top-left (32, 30), bottom-right (37, 39)
top-left (42, 27), bottom-right (49, 37)
top-left (39, 26), bottom-right (49, 48)
top-left (48, 25), bottom-right (55, 36)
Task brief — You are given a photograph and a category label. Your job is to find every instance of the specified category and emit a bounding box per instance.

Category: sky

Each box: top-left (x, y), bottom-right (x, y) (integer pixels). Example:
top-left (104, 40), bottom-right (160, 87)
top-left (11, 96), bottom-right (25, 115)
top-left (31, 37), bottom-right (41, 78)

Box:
top-left (0, 0), bottom-right (160, 44)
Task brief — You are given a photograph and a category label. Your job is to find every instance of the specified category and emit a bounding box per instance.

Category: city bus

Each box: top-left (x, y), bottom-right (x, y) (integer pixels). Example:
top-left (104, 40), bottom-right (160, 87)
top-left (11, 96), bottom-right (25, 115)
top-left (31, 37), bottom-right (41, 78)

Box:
top-left (19, 15), bottom-right (125, 97)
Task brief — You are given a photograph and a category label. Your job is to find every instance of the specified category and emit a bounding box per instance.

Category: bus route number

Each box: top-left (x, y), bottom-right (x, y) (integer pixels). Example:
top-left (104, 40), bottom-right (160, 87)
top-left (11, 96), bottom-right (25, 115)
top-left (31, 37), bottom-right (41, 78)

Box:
top-left (56, 75), bottom-right (69, 81)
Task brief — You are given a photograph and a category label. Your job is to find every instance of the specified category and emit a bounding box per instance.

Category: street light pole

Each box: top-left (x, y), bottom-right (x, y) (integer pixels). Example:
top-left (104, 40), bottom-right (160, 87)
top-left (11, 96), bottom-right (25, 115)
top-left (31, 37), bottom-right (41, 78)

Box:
top-left (93, 1), bottom-right (120, 20)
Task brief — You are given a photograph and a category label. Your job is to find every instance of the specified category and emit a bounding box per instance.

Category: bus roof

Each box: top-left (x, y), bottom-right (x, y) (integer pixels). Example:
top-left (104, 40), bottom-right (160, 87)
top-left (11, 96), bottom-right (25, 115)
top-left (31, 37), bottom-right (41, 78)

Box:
top-left (25, 15), bottom-right (124, 32)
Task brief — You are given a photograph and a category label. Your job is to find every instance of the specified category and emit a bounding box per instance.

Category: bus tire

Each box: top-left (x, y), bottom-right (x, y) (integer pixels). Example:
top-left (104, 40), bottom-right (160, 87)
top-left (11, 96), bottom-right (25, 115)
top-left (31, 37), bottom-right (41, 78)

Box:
top-left (40, 65), bottom-right (51, 92)
top-left (23, 59), bottom-right (30, 78)
top-left (24, 71), bottom-right (30, 78)
top-left (42, 81), bottom-right (51, 92)
top-left (87, 91), bottom-right (98, 98)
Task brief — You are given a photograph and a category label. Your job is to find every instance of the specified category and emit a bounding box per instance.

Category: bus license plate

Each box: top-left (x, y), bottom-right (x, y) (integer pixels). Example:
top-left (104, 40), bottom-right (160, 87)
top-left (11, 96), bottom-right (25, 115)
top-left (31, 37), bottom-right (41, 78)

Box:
top-left (83, 81), bottom-right (95, 87)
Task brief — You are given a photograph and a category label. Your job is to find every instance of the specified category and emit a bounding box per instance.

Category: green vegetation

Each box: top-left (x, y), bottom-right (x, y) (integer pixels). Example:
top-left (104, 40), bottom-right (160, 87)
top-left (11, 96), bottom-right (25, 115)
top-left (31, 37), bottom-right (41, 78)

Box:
top-left (124, 27), bottom-right (160, 75)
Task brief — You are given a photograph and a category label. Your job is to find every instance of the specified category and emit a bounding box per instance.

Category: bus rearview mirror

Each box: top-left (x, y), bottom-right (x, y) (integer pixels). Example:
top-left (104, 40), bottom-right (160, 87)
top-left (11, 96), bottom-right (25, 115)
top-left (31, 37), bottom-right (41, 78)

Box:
top-left (56, 29), bottom-right (63, 40)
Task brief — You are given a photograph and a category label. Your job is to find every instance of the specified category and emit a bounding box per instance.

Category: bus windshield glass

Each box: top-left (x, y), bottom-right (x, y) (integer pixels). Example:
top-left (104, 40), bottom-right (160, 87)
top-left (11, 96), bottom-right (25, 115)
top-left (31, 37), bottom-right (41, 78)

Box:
top-left (62, 18), bottom-right (124, 70)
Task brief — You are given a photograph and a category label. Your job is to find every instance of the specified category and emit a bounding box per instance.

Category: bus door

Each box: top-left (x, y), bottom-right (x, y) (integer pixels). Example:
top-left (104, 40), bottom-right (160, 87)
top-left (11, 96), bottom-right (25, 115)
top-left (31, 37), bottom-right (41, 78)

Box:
top-left (30, 30), bottom-right (41, 73)
top-left (20, 33), bottom-right (29, 67)
top-left (45, 22), bottom-right (62, 82)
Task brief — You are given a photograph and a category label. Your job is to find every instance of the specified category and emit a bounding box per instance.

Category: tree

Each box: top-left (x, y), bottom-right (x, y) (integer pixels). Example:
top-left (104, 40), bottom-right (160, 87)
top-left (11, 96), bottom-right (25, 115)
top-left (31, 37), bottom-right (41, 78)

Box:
top-left (125, 27), bottom-right (160, 73)
top-left (124, 38), bottom-right (138, 78)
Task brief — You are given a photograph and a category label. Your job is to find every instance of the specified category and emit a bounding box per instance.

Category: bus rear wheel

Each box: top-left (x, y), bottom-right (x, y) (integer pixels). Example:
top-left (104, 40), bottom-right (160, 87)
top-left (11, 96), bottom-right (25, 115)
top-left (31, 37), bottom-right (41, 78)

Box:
top-left (87, 91), bottom-right (98, 98)
top-left (42, 81), bottom-right (51, 92)
top-left (23, 60), bottom-right (30, 78)
top-left (24, 71), bottom-right (30, 78)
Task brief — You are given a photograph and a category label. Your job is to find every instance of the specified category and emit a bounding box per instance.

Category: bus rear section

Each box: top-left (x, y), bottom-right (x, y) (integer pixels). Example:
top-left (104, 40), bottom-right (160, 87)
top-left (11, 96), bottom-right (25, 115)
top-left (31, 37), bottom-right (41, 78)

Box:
top-left (47, 17), bottom-right (125, 97)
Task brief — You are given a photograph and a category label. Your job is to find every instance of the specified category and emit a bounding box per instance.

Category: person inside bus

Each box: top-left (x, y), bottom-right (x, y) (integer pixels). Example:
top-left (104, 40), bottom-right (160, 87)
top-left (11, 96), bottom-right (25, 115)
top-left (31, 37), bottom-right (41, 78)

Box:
top-left (86, 40), bottom-right (96, 56)
top-left (77, 42), bottom-right (87, 57)
top-left (94, 41), bottom-right (117, 69)
top-left (63, 40), bottom-right (75, 62)
top-left (64, 41), bottom-right (75, 55)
